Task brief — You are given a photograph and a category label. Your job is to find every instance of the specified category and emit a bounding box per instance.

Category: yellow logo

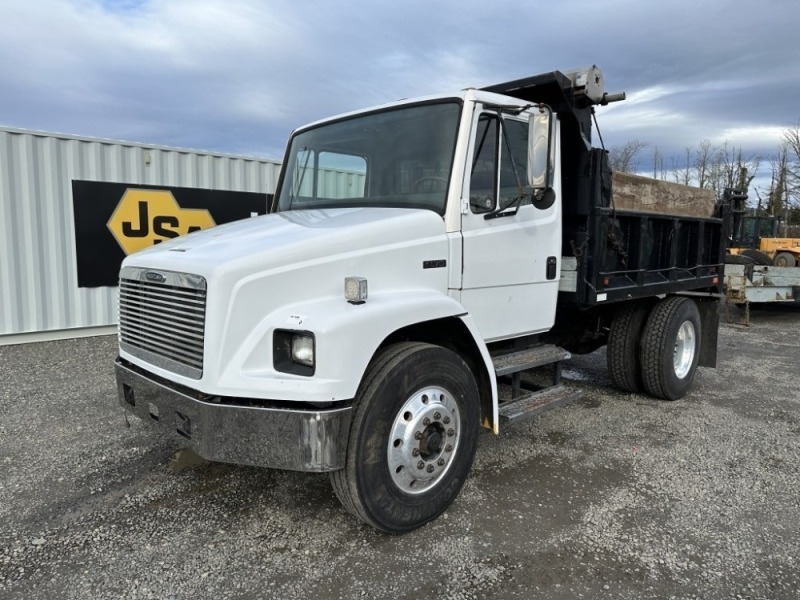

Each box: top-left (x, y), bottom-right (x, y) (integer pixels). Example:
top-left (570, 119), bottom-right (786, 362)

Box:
top-left (107, 189), bottom-right (216, 255)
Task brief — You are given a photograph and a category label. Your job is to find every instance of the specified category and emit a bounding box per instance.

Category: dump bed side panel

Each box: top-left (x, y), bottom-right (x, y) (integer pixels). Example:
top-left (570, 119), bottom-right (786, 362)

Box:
top-left (560, 150), bottom-right (727, 306)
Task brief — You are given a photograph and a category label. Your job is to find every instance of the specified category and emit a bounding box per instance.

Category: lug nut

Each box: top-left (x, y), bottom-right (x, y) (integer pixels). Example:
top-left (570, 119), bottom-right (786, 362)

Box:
top-left (417, 461), bottom-right (425, 470)
top-left (412, 448), bottom-right (420, 457)
top-left (415, 431), bottom-right (423, 440)
top-left (426, 464), bottom-right (435, 473)
top-left (433, 412), bottom-right (441, 420)
top-left (447, 428), bottom-right (455, 437)
top-left (445, 444), bottom-right (453, 452)
top-left (437, 458), bottom-right (445, 466)
top-left (443, 416), bottom-right (451, 424)
top-left (423, 418), bottom-right (431, 426)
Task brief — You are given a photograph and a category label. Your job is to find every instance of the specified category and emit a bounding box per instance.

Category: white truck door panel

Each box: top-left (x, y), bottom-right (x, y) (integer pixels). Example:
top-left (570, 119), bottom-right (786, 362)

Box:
top-left (459, 111), bottom-right (561, 341)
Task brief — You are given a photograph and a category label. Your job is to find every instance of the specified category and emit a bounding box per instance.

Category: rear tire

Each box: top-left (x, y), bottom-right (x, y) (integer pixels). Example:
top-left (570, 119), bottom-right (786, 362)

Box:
top-left (639, 297), bottom-right (701, 401)
top-left (740, 249), bottom-right (772, 265)
top-left (607, 302), bottom-right (651, 393)
top-left (725, 254), bottom-right (754, 265)
top-left (330, 342), bottom-right (480, 533)
top-left (773, 252), bottom-right (797, 267)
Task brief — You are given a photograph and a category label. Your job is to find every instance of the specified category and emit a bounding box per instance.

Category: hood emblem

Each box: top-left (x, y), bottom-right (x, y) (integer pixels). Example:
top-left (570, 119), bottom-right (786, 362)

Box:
top-left (145, 271), bottom-right (166, 283)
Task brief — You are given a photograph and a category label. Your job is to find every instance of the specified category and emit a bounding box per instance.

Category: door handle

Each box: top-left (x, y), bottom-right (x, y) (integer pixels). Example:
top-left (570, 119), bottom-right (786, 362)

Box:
top-left (546, 256), bottom-right (557, 280)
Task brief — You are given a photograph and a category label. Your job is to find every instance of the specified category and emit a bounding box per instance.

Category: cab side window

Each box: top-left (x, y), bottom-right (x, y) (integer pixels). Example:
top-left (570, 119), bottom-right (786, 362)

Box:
top-left (499, 119), bottom-right (529, 208)
top-left (470, 115), bottom-right (531, 214)
top-left (469, 114), bottom-right (498, 213)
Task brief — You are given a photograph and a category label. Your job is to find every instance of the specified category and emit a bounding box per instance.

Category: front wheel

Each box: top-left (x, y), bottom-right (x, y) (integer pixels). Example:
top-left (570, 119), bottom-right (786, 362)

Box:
top-left (330, 342), bottom-right (480, 533)
top-left (773, 252), bottom-right (797, 268)
top-left (639, 297), bottom-right (701, 401)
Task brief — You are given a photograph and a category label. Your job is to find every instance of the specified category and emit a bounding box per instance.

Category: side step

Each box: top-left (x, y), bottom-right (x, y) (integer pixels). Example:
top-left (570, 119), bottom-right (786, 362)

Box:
top-left (492, 345), bottom-right (571, 376)
top-left (498, 384), bottom-right (581, 423)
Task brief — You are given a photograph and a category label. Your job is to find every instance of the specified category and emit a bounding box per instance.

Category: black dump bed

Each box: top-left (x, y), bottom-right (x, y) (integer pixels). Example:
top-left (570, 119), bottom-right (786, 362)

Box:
top-left (483, 72), bottom-right (728, 307)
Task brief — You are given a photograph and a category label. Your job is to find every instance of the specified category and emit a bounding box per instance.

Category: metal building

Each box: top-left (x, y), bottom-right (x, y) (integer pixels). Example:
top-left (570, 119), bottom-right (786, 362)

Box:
top-left (0, 126), bottom-right (282, 344)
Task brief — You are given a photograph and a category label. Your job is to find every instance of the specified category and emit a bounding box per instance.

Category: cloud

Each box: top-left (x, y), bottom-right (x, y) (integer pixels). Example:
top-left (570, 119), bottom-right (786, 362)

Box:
top-left (1, 0), bottom-right (799, 177)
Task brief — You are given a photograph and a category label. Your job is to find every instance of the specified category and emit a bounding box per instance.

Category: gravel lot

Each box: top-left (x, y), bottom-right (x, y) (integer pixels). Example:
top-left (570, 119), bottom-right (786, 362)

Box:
top-left (1, 303), bottom-right (799, 600)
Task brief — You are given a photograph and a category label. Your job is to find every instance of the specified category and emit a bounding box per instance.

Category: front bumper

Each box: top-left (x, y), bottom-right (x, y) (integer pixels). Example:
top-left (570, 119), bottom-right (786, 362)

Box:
top-left (115, 358), bottom-right (352, 472)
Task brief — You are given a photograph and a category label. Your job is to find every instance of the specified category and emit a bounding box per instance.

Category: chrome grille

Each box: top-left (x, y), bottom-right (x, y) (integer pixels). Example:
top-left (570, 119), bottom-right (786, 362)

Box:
top-left (118, 267), bottom-right (207, 379)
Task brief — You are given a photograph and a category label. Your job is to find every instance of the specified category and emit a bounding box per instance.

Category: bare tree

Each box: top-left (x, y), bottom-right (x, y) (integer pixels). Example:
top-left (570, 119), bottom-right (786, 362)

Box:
top-left (694, 139), bottom-right (714, 189)
top-left (652, 146), bottom-right (666, 180)
top-left (609, 139), bottom-right (648, 173)
top-left (707, 142), bottom-right (759, 200)
top-left (671, 147), bottom-right (693, 186)
top-left (765, 145), bottom-right (789, 216)
top-left (783, 122), bottom-right (800, 203)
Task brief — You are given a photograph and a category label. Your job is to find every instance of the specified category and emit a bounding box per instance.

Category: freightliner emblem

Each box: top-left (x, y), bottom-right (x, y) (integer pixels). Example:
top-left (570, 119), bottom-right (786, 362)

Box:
top-left (145, 271), bottom-right (166, 283)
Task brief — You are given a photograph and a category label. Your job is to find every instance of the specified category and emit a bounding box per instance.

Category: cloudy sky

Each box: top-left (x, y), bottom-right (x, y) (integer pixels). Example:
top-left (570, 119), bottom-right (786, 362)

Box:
top-left (2, 0), bottom-right (799, 195)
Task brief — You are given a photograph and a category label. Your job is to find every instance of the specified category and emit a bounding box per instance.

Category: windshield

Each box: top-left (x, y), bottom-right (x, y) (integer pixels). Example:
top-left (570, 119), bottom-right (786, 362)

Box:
top-left (276, 101), bottom-right (461, 215)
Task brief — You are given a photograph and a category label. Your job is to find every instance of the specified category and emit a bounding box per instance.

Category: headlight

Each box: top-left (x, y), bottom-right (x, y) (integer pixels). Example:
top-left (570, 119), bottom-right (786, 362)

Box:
top-left (273, 329), bottom-right (315, 376)
top-left (291, 333), bottom-right (315, 366)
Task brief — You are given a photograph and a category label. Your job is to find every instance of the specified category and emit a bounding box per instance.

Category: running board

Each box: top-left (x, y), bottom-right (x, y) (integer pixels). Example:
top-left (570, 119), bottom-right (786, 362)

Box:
top-left (498, 384), bottom-right (581, 423)
top-left (492, 345), bottom-right (571, 376)
top-left (492, 344), bottom-right (572, 401)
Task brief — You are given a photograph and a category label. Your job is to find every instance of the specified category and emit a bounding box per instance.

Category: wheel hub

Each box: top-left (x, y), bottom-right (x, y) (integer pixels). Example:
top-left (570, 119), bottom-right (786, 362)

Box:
top-left (673, 320), bottom-right (696, 379)
top-left (419, 424), bottom-right (444, 459)
top-left (387, 386), bottom-right (460, 494)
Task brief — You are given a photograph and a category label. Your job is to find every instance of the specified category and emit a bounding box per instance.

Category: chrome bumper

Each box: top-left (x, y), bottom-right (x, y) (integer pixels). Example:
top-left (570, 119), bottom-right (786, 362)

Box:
top-left (115, 358), bottom-right (352, 472)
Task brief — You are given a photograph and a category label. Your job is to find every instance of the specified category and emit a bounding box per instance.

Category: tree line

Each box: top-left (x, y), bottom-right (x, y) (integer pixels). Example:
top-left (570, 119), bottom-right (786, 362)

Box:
top-left (608, 123), bottom-right (800, 227)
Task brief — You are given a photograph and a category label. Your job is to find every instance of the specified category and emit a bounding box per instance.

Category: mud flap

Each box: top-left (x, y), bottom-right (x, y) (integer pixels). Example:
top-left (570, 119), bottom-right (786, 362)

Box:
top-left (695, 297), bottom-right (720, 368)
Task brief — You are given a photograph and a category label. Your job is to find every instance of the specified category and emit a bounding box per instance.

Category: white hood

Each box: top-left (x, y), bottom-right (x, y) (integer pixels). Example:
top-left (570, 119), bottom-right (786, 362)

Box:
top-left (125, 207), bottom-right (447, 278)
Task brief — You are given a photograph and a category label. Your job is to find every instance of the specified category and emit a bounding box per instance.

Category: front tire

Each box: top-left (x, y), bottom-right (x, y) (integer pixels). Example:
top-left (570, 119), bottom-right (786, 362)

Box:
top-left (330, 342), bottom-right (480, 533)
top-left (773, 252), bottom-right (797, 267)
top-left (639, 297), bottom-right (701, 401)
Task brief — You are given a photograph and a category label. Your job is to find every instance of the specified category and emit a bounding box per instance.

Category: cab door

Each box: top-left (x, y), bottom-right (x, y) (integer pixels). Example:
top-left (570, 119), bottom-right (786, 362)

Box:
top-left (459, 108), bottom-right (561, 341)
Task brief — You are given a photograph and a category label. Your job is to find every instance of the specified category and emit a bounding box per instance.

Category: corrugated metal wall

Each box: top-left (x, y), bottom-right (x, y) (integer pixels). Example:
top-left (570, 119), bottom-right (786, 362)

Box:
top-left (297, 168), bottom-right (367, 197)
top-left (0, 127), bottom-right (282, 339)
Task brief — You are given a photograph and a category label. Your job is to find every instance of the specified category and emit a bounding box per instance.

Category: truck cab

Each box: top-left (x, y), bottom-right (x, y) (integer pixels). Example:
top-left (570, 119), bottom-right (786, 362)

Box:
top-left (276, 90), bottom-right (563, 340)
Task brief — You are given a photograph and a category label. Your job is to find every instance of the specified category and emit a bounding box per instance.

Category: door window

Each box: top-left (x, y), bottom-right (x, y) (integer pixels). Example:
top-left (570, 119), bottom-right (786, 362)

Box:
top-left (469, 114), bottom-right (530, 213)
top-left (499, 119), bottom-right (529, 209)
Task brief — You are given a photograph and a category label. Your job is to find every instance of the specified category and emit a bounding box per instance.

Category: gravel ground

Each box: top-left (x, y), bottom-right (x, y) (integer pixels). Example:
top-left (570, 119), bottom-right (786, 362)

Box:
top-left (1, 303), bottom-right (798, 600)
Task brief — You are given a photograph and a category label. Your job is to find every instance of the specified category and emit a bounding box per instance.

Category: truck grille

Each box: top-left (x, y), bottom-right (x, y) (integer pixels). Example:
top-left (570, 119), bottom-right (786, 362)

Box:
top-left (118, 267), bottom-right (207, 379)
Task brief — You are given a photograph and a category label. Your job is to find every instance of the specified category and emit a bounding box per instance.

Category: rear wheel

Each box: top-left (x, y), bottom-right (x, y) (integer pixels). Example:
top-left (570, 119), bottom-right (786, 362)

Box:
top-left (741, 249), bottom-right (772, 265)
top-left (725, 254), bottom-right (754, 265)
top-left (607, 302), bottom-right (652, 393)
top-left (330, 342), bottom-right (480, 533)
top-left (773, 252), bottom-right (797, 267)
top-left (639, 297), bottom-right (701, 401)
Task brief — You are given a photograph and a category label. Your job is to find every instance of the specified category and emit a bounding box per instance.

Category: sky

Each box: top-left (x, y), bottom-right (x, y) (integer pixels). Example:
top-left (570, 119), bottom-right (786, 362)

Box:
top-left (2, 0), bottom-right (799, 198)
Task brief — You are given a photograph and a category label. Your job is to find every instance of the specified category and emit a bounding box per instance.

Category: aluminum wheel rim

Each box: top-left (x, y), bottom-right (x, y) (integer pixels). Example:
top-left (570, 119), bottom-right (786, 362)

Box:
top-left (673, 320), bottom-right (696, 379)
top-left (387, 386), bottom-right (460, 495)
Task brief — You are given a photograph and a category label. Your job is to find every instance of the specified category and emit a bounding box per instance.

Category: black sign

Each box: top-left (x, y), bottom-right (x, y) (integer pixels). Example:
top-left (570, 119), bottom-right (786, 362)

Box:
top-left (72, 180), bottom-right (271, 288)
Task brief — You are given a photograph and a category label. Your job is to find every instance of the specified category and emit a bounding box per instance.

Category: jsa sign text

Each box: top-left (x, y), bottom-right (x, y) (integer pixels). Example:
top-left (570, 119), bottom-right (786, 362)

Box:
top-left (107, 188), bottom-right (216, 255)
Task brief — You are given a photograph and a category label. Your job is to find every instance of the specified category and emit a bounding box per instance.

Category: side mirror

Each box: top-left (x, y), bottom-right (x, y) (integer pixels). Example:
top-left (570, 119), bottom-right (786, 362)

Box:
top-left (527, 106), bottom-right (554, 190)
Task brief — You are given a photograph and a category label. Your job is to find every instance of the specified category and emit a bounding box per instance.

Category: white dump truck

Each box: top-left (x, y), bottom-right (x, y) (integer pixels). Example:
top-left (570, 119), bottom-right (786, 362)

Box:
top-left (115, 67), bottom-right (728, 532)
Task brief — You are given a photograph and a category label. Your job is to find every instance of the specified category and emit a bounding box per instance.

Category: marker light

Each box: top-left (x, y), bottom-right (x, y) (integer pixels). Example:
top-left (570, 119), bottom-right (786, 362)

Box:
top-left (345, 276), bottom-right (368, 304)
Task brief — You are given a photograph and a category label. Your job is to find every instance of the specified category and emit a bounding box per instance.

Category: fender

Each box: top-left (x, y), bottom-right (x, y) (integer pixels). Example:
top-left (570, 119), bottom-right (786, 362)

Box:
top-left (206, 290), bottom-right (498, 420)
top-left (453, 312), bottom-right (500, 433)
